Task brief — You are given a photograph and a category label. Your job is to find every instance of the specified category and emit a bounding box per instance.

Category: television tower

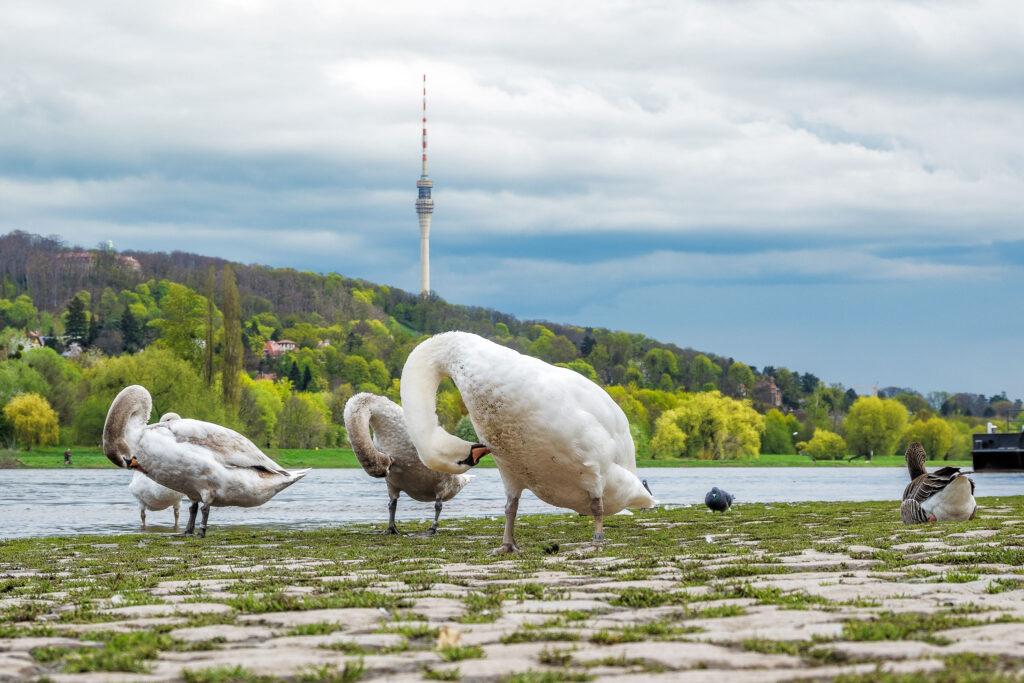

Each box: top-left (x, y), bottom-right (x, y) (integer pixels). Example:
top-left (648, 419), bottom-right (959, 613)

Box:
top-left (415, 74), bottom-right (434, 296)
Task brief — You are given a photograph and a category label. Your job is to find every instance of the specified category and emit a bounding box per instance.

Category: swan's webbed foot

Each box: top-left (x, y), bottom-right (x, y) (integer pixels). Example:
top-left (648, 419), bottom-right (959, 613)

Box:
top-left (384, 525), bottom-right (399, 535)
top-left (427, 526), bottom-right (438, 535)
top-left (592, 531), bottom-right (605, 544)
top-left (196, 527), bottom-right (207, 538)
top-left (492, 542), bottom-right (521, 555)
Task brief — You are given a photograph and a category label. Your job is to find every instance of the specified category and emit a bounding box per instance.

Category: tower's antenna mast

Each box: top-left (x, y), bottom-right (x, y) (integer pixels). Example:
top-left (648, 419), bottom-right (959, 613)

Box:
top-left (415, 74), bottom-right (434, 296)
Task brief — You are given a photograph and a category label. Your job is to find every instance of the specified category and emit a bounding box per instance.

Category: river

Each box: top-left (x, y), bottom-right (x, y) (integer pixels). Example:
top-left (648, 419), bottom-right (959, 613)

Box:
top-left (1, 468), bottom-right (1021, 539)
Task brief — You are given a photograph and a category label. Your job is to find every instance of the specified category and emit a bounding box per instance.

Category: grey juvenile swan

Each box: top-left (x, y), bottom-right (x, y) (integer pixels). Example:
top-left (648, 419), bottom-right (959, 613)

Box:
top-left (344, 392), bottom-right (472, 534)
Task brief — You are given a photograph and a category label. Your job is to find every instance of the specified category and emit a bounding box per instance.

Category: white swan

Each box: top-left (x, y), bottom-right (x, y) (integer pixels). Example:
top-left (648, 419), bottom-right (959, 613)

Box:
top-left (343, 392), bottom-right (472, 534)
top-left (103, 385), bottom-right (309, 537)
top-left (400, 331), bottom-right (655, 552)
top-left (129, 471), bottom-right (183, 528)
top-left (127, 412), bottom-right (187, 529)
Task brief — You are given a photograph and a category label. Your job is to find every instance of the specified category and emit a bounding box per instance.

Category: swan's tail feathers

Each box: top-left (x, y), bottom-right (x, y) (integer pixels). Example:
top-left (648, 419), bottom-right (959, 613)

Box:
top-left (343, 393), bottom-right (394, 478)
top-left (287, 468), bottom-right (311, 481)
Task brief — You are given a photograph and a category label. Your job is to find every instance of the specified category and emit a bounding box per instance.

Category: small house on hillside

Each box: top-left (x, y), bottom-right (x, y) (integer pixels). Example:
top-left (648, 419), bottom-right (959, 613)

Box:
top-left (262, 339), bottom-right (297, 358)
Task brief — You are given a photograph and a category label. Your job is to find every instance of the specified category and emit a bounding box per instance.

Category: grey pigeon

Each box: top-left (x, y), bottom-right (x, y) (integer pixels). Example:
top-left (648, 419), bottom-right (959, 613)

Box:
top-left (705, 486), bottom-right (734, 513)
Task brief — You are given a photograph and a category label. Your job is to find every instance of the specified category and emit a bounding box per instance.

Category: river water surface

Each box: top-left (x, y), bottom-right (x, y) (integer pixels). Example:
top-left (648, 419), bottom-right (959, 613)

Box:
top-left (1, 468), bottom-right (1021, 539)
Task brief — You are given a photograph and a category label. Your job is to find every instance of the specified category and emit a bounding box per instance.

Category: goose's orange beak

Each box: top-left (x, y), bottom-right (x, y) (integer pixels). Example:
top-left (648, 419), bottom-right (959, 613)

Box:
top-left (128, 457), bottom-right (145, 473)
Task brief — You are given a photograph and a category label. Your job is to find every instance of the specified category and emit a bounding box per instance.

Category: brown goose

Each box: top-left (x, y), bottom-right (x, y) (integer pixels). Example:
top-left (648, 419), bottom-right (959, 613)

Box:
top-left (900, 442), bottom-right (976, 524)
top-left (343, 392), bottom-right (472, 535)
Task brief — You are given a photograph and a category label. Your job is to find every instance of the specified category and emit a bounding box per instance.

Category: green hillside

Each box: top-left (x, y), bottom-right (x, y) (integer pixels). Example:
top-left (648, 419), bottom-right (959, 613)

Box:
top-left (0, 230), bottom-right (1012, 463)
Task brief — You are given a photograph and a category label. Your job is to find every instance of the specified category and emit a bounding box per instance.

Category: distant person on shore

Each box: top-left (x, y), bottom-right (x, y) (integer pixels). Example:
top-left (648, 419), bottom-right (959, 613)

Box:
top-left (64, 448), bottom-right (71, 466)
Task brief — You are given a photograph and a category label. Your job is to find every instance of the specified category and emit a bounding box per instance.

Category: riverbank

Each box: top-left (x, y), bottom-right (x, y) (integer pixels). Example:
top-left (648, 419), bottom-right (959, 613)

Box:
top-left (1, 498), bottom-right (1023, 682)
top-left (1, 447), bottom-right (972, 470)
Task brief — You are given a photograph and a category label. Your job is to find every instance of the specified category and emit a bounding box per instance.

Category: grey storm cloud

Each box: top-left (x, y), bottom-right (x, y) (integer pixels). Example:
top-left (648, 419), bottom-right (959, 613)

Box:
top-left (1, 0), bottom-right (1023, 393)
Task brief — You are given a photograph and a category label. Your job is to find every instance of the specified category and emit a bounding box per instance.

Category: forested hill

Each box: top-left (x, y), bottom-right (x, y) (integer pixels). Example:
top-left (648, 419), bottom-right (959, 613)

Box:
top-left (0, 230), bottom-right (1012, 460)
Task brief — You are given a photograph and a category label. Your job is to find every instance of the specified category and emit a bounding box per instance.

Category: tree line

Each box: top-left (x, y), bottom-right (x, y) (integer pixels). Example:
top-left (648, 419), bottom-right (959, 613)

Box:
top-left (0, 230), bottom-right (1018, 459)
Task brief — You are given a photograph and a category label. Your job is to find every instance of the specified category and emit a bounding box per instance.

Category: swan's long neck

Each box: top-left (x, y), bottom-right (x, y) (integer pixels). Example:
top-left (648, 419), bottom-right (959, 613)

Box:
top-left (400, 337), bottom-right (474, 475)
top-left (343, 394), bottom-right (392, 478)
top-left (103, 385), bottom-right (152, 467)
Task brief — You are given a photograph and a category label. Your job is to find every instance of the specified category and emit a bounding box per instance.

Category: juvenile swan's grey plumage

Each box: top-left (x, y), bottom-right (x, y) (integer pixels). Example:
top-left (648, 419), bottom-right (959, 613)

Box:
top-left (343, 392), bottom-right (472, 534)
top-left (900, 442), bottom-right (976, 524)
top-left (400, 331), bottom-right (655, 553)
top-left (104, 385), bottom-right (309, 537)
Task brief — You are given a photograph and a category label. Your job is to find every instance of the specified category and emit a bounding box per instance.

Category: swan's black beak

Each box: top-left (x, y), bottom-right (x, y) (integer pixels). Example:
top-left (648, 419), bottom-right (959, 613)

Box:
top-left (457, 444), bottom-right (490, 467)
top-left (642, 479), bottom-right (652, 496)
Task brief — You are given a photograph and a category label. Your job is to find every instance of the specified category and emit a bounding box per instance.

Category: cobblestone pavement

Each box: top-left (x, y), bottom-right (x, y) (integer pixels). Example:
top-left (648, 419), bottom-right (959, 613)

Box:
top-left (1, 498), bottom-right (1023, 681)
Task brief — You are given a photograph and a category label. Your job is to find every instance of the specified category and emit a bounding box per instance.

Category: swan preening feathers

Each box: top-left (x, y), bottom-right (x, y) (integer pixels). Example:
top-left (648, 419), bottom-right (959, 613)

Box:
top-left (343, 392), bottom-right (472, 534)
top-left (400, 331), bottom-right (655, 552)
top-left (901, 442), bottom-right (976, 524)
top-left (104, 385), bottom-right (309, 537)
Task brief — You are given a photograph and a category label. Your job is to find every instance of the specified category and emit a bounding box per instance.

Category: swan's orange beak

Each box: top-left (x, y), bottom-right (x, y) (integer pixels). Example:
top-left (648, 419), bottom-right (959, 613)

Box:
top-left (128, 457), bottom-right (146, 473)
top-left (458, 443), bottom-right (491, 467)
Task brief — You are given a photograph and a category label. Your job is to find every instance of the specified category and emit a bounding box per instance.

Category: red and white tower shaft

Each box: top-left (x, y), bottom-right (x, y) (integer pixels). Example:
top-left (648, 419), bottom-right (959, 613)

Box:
top-left (415, 74), bottom-right (434, 296)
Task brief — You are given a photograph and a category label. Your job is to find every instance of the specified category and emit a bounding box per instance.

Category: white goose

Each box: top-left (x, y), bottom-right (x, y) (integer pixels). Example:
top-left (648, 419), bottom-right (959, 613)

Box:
top-left (128, 413), bottom-right (187, 529)
top-left (900, 441), bottom-right (976, 524)
top-left (343, 392), bottom-right (472, 534)
top-left (103, 385), bottom-right (309, 537)
top-left (400, 331), bottom-right (655, 553)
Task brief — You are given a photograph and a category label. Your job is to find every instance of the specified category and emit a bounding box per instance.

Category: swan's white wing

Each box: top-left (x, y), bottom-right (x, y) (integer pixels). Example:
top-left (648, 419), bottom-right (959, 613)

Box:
top-left (151, 418), bottom-right (289, 475)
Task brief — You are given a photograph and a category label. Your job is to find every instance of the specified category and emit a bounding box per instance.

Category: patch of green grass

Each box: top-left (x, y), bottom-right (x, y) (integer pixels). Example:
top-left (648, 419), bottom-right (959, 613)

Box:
top-left (439, 645), bottom-right (485, 662)
top-left (288, 621), bottom-right (345, 636)
top-left (741, 638), bottom-right (849, 665)
top-left (318, 641), bottom-right (371, 655)
top-left (460, 589), bottom-right (504, 623)
top-left (64, 631), bottom-right (175, 673)
top-left (986, 578), bottom-right (1024, 594)
top-left (423, 666), bottom-right (461, 681)
top-left (941, 571), bottom-right (980, 583)
top-left (226, 590), bottom-right (409, 613)
top-left (379, 622), bottom-right (439, 639)
top-left (831, 652), bottom-right (1024, 682)
top-left (297, 660), bottom-right (365, 683)
top-left (29, 646), bottom-right (71, 663)
top-left (501, 629), bottom-right (581, 644)
top-left (842, 611), bottom-right (985, 645)
top-left (580, 654), bottom-right (666, 673)
top-left (538, 646), bottom-right (576, 666)
top-left (503, 671), bottom-right (593, 683)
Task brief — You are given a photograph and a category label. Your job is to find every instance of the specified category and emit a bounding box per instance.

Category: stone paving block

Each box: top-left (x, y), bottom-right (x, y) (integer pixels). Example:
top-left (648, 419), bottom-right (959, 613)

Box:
top-left (412, 597), bottom-right (465, 620)
top-left (504, 598), bottom-right (610, 614)
top-left (0, 653), bottom-right (36, 682)
top-left (236, 607), bottom-right (386, 631)
top-left (828, 639), bottom-right (945, 660)
top-left (573, 640), bottom-right (802, 670)
top-left (168, 624), bottom-right (274, 643)
top-left (54, 616), bottom-right (187, 634)
top-left (0, 636), bottom-right (100, 652)
top-left (686, 606), bottom-right (847, 642)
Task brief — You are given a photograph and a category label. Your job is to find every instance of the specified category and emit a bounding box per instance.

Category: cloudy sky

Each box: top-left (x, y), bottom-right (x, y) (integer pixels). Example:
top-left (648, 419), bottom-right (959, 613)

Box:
top-left (2, 0), bottom-right (1022, 397)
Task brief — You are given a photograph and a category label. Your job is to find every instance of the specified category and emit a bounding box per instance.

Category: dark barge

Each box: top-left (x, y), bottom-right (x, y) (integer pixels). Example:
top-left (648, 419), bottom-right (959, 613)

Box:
top-left (972, 432), bottom-right (1024, 471)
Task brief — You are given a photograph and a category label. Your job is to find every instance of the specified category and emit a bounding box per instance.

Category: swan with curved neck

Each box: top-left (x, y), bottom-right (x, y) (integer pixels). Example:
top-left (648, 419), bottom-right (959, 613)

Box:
top-left (400, 331), bottom-right (655, 552)
top-left (104, 385), bottom-right (309, 537)
top-left (344, 392), bottom-right (472, 534)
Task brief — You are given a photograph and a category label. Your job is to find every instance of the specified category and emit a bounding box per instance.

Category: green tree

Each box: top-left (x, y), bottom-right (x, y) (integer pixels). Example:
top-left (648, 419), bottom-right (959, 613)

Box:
top-left (221, 265), bottom-right (243, 411)
top-left (148, 283), bottom-right (207, 368)
top-left (64, 294), bottom-right (89, 345)
top-left (454, 414), bottom-right (478, 442)
top-left (2, 295), bottom-right (38, 329)
top-left (650, 391), bottom-right (764, 460)
top-left (555, 359), bottom-right (599, 383)
top-left (23, 348), bottom-right (82, 426)
top-left (3, 392), bottom-right (59, 450)
top-left (120, 305), bottom-right (142, 353)
top-left (276, 394), bottom-right (327, 448)
top-left (798, 430), bottom-right (847, 461)
top-left (902, 417), bottom-right (954, 461)
top-left (73, 347), bottom-right (228, 445)
top-left (844, 396), bottom-right (909, 458)
top-left (238, 377), bottom-right (283, 447)
top-left (761, 409), bottom-right (800, 454)
top-left (726, 361), bottom-right (755, 396)
top-left (203, 267), bottom-right (216, 387)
